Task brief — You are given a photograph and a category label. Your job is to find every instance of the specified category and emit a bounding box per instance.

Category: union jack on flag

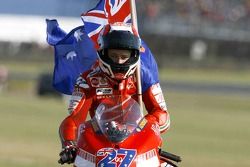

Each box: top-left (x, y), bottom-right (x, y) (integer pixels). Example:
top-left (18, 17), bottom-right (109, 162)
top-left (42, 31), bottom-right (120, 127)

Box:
top-left (81, 0), bottom-right (131, 48)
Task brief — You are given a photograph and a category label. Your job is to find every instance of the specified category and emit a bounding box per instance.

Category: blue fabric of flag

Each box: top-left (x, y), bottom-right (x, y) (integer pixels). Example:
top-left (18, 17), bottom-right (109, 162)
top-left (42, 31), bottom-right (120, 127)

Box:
top-left (46, 19), bottom-right (97, 95)
top-left (140, 41), bottom-right (159, 92)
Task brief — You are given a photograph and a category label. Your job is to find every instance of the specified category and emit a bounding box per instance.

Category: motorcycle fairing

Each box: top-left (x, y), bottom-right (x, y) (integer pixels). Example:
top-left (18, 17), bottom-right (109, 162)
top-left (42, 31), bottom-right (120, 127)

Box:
top-left (74, 148), bottom-right (96, 167)
top-left (75, 96), bottom-right (163, 167)
top-left (75, 148), bottom-right (161, 167)
top-left (136, 148), bottom-right (160, 167)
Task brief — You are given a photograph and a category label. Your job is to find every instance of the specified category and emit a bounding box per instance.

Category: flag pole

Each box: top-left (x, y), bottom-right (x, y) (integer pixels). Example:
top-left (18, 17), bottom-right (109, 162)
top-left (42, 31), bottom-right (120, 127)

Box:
top-left (129, 0), bottom-right (138, 31)
top-left (129, 0), bottom-right (143, 113)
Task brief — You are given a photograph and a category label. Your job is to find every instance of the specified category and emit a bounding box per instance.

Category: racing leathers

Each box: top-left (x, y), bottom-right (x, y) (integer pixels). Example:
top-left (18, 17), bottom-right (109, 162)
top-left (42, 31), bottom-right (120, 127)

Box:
top-left (59, 65), bottom-right (170, 148)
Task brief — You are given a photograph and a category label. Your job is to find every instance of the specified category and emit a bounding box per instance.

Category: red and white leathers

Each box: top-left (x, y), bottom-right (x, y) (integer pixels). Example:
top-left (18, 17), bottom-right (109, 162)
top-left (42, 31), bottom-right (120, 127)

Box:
top-left (59, 64), bottom-right (170, 147)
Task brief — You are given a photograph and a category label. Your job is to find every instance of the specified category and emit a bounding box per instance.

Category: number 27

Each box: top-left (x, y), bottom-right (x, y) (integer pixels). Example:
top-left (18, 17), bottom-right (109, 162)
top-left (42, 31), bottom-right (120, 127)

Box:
top-left (97, 148), bottom-right (136, 167)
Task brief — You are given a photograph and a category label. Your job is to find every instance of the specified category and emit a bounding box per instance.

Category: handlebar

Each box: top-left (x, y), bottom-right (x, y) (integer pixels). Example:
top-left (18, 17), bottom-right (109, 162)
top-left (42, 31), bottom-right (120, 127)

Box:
top-left (159, 149), bottom-right (182, 163)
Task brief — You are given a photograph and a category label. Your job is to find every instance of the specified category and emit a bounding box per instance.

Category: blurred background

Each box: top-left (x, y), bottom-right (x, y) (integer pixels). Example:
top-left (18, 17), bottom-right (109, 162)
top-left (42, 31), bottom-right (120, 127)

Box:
top-left (0, 0), bottom-right (250, 167)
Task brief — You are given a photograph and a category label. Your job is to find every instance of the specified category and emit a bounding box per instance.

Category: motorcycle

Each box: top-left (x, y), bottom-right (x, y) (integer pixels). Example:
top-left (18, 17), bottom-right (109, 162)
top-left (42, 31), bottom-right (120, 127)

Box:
top-left (74, 95), bottom-right (181, 167)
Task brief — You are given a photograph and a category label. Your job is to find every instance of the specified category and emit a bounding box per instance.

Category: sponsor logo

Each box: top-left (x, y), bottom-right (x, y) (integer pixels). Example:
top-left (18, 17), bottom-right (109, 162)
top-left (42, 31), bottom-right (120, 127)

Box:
top-left (76, 76), bottom-right (89, 89)
top-left (151, 124), bottom-right (160, 136)
top-left (68, 92), bottom-right (84, 114)
top-left (151, 83), bottom-right (168, 110)
top-left (78, 123), bottom-right (86, 136)
top-left (136, 149), bottom-right (157, 161)
top-left (159, 102), bottom-right (168, 111)
top-left (96, 95), bottom-right (114, 99)
top-left (96, 88), bottom-right (113, 95)
top-left (89, 77), bottom-right (109, 87)
top-left (126, 82), bottom-right (135, 90)
top-left (136, 118), bottom-right (147, 132)
top-left (154, 94), bottom-right (165, 104)
top-left (136, 149), bottom-right (160, 167)
top-left (151, 83), bottom-right (162, 95)
top-left (72, 91), bottom-right (84, 97)
top-left (87, 67), bottom-right (100, 78)
top-left (90, 77), bottom-right (99, 87)
top-left (77, 148), bottom-right (96, 163)
top-left (99, 77), bottom-right (108, 86)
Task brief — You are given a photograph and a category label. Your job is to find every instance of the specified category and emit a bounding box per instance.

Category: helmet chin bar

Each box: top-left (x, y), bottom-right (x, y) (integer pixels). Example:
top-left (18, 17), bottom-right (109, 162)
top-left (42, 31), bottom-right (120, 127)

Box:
top-left (122, 62), bottom-right (138, 79)
top-left (99, 59), bottom-right (115, 78)
top-left (99, 54), bottom-right (138, 80)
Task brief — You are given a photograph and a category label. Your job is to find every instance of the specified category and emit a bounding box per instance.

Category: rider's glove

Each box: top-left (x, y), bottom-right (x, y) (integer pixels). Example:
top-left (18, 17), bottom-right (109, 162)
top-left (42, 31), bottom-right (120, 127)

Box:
top-left (58, 144), bottom-right (77, 165)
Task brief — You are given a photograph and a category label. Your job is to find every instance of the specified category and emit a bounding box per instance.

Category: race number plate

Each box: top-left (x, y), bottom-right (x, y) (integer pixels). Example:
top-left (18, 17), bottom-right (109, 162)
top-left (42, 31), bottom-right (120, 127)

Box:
top-left (96, 148), bottom-right (136, 167)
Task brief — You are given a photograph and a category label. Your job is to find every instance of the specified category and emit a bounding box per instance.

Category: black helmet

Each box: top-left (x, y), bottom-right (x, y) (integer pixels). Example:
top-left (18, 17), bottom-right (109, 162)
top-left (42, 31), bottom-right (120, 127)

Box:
top-left (98, 23), bottom-right (141, 80)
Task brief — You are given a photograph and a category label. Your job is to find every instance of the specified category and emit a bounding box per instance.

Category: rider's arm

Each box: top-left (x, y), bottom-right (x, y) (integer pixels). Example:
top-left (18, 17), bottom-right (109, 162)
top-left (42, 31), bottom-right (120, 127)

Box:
top-left (142, 83), bottom-right (170, 133)
top-left (59, 75), bottom-right (92, 147)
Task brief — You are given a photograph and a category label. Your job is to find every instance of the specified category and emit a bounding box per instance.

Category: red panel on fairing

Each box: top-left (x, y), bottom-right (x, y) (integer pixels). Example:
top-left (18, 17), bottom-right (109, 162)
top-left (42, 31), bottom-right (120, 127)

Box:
top-left (76, 120), bottom-right (162, 166)
top-left (77, 121), bottom-right (114, 155)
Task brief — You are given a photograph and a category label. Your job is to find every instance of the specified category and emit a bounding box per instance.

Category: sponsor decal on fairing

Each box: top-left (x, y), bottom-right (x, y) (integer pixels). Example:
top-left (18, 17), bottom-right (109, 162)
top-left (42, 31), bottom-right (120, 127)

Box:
top-left (77, 123), bottom-right (86, 137)
top-left (74, 148), bottom-right (96, 167)
top-left (136, 149), bottom-right (160, 167)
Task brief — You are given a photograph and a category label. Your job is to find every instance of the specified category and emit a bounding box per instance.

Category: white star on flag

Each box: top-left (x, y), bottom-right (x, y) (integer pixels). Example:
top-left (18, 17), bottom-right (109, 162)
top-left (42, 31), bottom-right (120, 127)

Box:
top-left (66, 51), bottom-right (77, 60)
top-left (74, 29), bottom-right (84, 42)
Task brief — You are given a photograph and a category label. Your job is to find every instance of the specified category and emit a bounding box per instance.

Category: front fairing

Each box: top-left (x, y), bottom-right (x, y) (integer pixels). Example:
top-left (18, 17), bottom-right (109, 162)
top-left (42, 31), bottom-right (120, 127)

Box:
top-left (75, 95), bottom-right (163, 167)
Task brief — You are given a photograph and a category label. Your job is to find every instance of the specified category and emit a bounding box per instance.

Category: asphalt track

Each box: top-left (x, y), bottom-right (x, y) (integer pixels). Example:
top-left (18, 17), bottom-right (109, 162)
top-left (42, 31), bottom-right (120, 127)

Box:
top-left (161, 81), bottom-right (250, 96)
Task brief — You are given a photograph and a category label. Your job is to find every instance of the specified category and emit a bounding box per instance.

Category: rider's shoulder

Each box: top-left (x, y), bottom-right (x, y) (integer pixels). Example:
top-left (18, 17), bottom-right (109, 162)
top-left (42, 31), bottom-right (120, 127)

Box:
top-left (85, 66), bottom-right (102, 79)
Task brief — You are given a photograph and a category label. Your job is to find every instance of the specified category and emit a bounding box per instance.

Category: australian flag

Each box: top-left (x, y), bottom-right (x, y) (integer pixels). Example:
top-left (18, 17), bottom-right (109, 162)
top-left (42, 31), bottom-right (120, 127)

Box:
top-left (46, 19), bottom-right (97, 94)
top-left (46, 0), bottom-right (159, 95)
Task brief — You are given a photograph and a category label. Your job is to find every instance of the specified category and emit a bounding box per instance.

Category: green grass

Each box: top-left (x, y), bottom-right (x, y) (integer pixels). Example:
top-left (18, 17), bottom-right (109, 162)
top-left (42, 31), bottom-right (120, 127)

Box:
top-left (1, 61), bottom-right (53, 76)
top-left (1, 60), bottom-right (54, 94)
top-left (0, 91), bottom-right (249, 167)
top-left (0, 93), bottom-right (67, 167)
top-left (163, 91), bottom-right (250, 167)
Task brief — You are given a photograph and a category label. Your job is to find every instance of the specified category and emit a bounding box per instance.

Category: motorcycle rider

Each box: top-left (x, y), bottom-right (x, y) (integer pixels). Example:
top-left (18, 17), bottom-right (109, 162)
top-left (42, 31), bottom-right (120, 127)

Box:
top-left (58, 22), bottom-right (170, 164)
